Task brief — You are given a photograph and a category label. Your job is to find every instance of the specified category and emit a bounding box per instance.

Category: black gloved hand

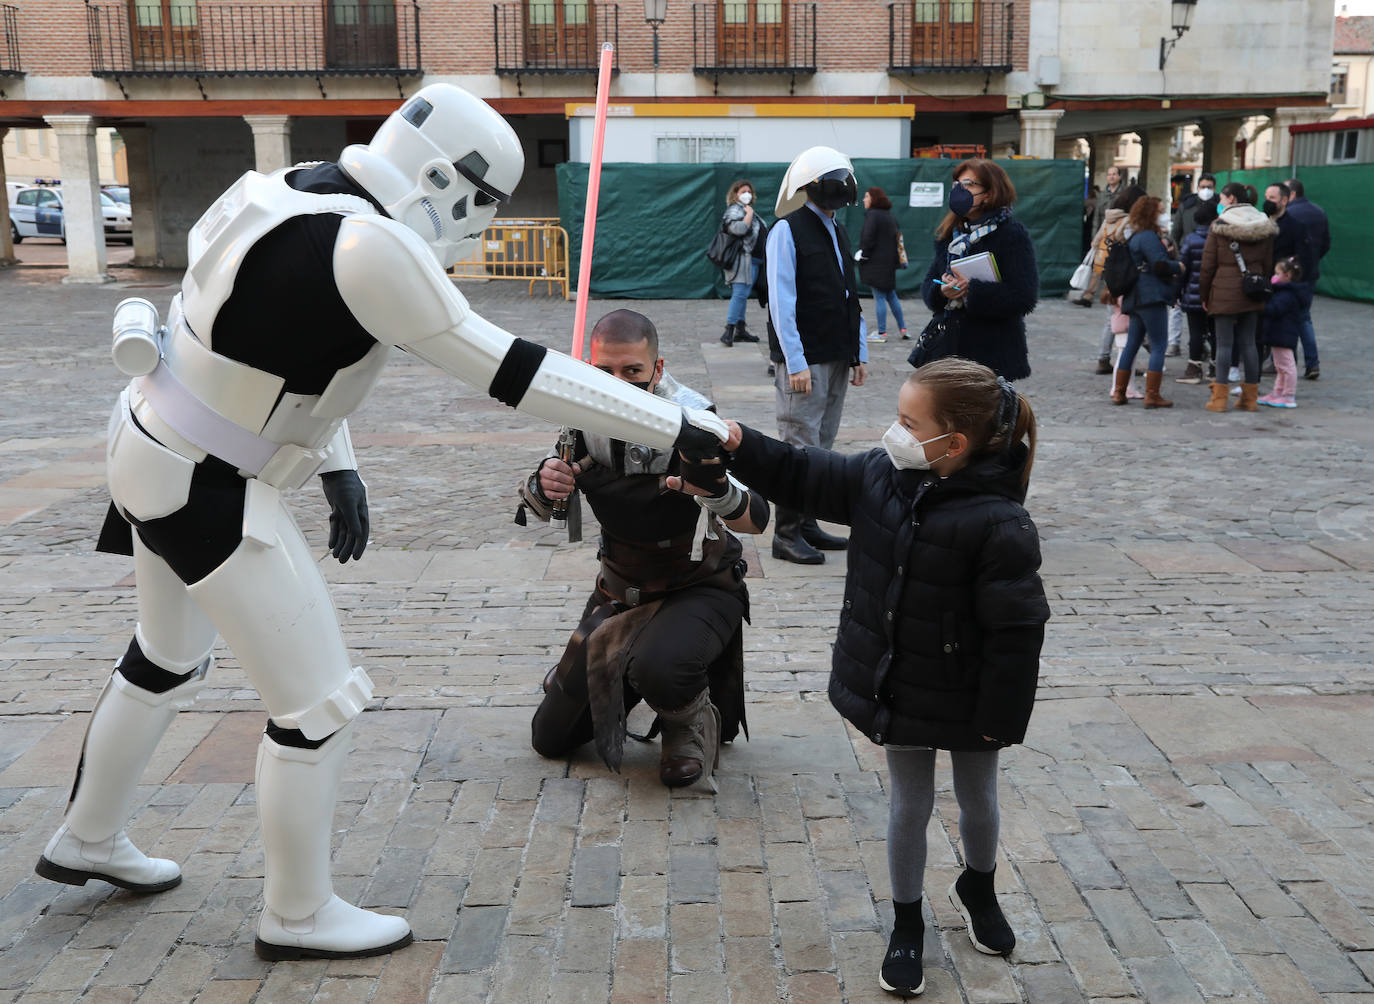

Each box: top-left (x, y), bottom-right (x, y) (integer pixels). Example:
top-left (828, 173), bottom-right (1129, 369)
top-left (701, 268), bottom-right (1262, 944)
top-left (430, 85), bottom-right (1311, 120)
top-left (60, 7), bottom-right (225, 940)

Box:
top-left (678, 448), bottom-right (728, 497)
top-left (320, 469), bottom-right (369, 562)
top-left (1152, 259), bottom-right (1176, 279)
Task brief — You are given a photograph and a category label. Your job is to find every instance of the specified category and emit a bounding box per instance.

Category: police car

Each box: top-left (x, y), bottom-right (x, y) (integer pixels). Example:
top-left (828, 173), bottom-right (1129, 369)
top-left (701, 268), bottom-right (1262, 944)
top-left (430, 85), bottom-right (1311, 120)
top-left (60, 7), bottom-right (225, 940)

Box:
top-left (8, 183), bottom-right (133, 244)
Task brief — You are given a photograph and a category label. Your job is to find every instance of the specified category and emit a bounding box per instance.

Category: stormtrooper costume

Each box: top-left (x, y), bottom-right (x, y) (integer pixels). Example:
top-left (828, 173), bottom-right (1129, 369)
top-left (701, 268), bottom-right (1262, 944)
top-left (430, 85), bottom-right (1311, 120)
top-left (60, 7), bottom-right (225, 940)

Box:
top-left (36, 83), bottom-right (726, 961)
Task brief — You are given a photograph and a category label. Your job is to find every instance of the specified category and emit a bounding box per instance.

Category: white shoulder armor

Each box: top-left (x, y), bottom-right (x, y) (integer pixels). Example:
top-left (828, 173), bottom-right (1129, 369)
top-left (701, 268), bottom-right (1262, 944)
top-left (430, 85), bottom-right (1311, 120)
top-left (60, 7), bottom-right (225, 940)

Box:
top-left (332, 214), bottom-right (471, 346)
top-left (181, 167), bottom-right (375, 343)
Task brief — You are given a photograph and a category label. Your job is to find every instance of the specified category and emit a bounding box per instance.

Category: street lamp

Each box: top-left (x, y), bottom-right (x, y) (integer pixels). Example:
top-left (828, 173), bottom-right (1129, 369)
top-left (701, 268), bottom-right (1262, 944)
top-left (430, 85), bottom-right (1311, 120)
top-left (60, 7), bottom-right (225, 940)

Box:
top-left (1159, 0), bottom-right (1198, 71)
top-left (644, 0), bottom-right (667, 98)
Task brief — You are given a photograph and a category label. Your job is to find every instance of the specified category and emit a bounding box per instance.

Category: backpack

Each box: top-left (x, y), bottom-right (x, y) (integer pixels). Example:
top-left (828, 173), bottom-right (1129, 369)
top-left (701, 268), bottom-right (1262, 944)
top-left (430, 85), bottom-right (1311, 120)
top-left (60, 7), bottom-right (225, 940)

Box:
top-left (1102, 235), bottom-right (1141, 298)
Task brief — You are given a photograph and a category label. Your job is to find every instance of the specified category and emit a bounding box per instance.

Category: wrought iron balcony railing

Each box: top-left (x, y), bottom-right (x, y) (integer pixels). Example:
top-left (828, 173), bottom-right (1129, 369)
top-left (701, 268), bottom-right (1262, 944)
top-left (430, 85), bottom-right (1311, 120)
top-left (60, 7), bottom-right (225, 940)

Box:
top-left (86, 2), bottom-right (421, 77)
top-left (493, 2), bottom-right (620, 75)
top-left (1, 4), bottom-right (21, 75)
top-left (888, 1), bottom-right (1013, 74)
top-left (692, 2), bottom-right (815, 75)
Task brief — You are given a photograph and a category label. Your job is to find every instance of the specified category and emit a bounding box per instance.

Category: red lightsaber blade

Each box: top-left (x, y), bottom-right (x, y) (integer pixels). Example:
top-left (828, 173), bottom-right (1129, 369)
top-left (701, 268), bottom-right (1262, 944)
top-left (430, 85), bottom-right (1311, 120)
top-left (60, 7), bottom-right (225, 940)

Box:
top-left (570, 42), bottom-right (615, 362)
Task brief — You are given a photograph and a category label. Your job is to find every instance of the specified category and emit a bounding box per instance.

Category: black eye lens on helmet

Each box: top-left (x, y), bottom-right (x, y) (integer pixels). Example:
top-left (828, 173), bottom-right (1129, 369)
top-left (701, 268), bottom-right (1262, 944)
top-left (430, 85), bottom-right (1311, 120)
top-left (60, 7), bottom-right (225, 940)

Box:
top-left (474, 191), bottom-right (497, 207)
top-left (452, 197), bottom-right (468, 221)
top-left (426, 167), bottom-right (450, 190)
top-left (401, 97), bottom-right (433, 128)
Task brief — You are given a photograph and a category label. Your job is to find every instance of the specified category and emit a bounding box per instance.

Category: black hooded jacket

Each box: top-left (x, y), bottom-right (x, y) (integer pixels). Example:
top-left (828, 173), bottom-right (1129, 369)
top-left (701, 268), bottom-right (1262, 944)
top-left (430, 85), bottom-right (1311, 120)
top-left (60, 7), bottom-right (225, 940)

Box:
top-left (729, 426), bottom-right (1049, 749)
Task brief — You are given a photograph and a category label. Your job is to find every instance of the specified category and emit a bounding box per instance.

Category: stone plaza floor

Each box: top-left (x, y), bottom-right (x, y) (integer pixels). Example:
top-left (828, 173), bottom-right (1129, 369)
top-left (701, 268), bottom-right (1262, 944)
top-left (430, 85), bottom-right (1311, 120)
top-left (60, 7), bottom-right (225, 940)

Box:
top-left (1, 262), bottom-right (1372, 1003)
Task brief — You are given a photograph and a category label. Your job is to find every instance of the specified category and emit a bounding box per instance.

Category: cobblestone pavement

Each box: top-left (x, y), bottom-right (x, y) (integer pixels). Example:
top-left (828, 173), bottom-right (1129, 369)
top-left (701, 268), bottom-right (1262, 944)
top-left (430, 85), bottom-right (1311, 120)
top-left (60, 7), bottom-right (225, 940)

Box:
top-left (1, 261), bottom-right (1373, 1003)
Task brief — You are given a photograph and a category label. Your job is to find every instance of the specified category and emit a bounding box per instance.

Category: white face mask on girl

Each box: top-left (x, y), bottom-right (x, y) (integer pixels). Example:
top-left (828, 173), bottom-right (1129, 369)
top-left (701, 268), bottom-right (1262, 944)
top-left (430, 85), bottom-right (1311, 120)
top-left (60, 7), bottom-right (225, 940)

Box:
top-left (881, 423), bottom-right (951, 470)
top-left (737, 191), bottom-right (753, 205)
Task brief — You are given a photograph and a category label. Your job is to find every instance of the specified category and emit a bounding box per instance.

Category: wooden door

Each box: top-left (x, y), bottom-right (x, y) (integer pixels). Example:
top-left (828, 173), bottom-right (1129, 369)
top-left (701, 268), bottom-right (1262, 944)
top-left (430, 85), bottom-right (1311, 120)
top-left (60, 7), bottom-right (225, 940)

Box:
top-left (718, 1), bottom-right (787, 68)
top-left (130, 0), bottom-right (201, 69)
top-left (327, 1), bottom-right (399, 69)
top-left (910, 0), bottom-right (980, 68)
top-left (524, 0), bottom-right (596, 68)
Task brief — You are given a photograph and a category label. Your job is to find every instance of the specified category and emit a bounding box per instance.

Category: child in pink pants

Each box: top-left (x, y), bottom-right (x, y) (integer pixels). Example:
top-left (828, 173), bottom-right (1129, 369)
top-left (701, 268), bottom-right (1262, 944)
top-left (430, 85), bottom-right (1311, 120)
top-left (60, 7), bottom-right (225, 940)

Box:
top-left (1259, 258), bottom-right (1310, 409)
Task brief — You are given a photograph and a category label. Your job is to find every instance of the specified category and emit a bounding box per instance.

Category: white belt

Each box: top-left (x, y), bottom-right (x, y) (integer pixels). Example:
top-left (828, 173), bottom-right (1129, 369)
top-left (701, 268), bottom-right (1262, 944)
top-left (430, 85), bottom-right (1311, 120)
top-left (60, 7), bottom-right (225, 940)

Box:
top-left (133, 362), bottom-right (330, 491)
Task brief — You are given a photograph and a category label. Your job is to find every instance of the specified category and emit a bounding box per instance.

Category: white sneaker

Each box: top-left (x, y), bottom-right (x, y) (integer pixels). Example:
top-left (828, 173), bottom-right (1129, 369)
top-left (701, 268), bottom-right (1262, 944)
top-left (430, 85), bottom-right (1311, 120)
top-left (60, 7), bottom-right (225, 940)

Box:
top-left (256, 895), bottom-right (413, 961)
top-left (37, 824), bottom-right (182, 894)
top-left (1228, 366), bottom-right (1242, 382)
top-left (867, 332), bottom-right (887, 343)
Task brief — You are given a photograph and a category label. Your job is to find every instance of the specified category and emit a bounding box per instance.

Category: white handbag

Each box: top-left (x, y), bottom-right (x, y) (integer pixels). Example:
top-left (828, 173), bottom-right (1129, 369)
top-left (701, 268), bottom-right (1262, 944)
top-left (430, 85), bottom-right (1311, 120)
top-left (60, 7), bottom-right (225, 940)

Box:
top-left (1069, 245), bottom-right (1095, 290)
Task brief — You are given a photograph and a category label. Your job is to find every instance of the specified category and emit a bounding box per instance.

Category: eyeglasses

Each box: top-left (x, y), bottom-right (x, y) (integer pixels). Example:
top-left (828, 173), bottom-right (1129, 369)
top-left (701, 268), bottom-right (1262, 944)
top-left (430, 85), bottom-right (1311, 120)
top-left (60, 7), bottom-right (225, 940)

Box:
top-left (953, 180), bottom-right (985, 191)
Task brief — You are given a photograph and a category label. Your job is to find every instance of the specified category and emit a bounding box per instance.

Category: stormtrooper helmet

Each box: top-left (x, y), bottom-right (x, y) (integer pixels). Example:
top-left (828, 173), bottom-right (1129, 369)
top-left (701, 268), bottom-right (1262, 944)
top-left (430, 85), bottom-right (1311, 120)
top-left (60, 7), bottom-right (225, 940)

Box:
top-left (775, 146), bottom-right (856, 217)
top-left (340, 83), bottom-right (524, 268)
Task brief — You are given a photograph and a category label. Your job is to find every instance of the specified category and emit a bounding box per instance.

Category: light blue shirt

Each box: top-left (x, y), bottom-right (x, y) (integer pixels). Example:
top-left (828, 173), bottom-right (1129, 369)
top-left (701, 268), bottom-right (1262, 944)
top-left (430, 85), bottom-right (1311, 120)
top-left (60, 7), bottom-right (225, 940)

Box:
top-left (766, 201), bottom-right (867, 375)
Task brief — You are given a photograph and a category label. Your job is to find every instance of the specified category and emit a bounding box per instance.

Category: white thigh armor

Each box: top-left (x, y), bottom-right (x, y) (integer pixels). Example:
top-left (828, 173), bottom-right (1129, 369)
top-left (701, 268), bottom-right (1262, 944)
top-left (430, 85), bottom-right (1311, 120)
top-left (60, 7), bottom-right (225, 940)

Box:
top-left (185, 481), bottom-right (371, 741)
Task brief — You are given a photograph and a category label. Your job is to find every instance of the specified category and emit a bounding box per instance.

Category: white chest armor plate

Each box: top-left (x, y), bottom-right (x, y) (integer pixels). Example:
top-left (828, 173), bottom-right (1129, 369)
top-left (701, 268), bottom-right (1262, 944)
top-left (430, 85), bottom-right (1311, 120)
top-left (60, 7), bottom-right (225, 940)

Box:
top-left (137, 168), bottom-right (392, 477)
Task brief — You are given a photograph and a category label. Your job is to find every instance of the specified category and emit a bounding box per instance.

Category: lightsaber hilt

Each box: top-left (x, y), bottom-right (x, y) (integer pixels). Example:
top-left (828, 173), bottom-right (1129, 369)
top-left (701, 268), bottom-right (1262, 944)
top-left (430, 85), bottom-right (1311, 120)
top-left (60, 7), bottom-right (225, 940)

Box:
top-left (550, 426), bottom-right (576, 529)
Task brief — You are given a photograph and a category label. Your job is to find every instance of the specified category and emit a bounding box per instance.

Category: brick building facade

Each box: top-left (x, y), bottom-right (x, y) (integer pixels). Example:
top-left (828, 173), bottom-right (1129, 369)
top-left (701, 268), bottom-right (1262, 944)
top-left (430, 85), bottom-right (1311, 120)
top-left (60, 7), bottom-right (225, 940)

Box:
top-left (0, 1), bottom-right (1335, 278)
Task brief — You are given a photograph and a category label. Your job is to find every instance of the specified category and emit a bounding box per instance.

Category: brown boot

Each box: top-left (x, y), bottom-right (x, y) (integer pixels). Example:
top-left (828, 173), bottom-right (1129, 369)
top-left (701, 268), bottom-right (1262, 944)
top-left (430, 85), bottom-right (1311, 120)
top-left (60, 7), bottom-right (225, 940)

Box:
top-left (1143, 371), bottom-right (1173, 409)
top-left (1111, 369), bottom-right (1130, 405)
top-left (1237, 383), bottom-right (1260, 411)
top-left (1204, 382), bottom-right (1230, 412)
top-left (657, 689), bottom-right (720, 791)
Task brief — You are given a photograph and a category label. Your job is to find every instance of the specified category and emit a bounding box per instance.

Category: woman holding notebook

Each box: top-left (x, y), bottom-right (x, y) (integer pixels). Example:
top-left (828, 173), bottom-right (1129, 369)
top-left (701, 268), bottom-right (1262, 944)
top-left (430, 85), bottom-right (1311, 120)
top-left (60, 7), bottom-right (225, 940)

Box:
top-left (908, 159), bottom-right (1039, 381)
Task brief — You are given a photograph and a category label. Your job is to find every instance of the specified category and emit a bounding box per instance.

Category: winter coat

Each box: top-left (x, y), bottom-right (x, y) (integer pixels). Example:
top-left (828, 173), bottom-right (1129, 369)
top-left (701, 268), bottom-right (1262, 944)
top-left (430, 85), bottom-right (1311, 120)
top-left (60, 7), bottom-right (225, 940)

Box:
top-left (1284, 196), bottom-right (1330, 282)
top-left (1199, 204), bottom-right (1277, 316)
top-left (721, 202), bottom-right (763, 286)
top-left (1089, 208), bottom-right (1128, 277)
top-left (1122, 229), bottom-right (1183, 314)
top-left (911, 215), bottom-right (1039, 381)
top-left (1170, 191), bottom-right (1203, 246)
top-left (1261, 281), bottom-right (1312, 349)
top-left (728, 427), bottom-right (1050, 750)
top-left (1178, 223), bottom-right (1211, 313)
top-left (858, 207), bottom-right (902, 291)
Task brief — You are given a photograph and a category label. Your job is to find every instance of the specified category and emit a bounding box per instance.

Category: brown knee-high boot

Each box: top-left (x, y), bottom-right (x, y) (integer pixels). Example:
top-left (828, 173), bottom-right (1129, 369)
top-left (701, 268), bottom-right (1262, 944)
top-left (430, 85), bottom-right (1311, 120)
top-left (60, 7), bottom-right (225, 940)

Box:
top-left (1143, 371), bottom-right (1173, 408)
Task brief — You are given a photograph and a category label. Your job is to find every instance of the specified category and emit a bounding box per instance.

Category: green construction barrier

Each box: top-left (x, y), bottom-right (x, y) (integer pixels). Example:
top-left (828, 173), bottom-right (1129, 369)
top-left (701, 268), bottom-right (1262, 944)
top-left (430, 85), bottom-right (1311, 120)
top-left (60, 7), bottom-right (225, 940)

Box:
top-left (1217, 163), bottom-right (1374, 302)
top-left (556, 158), bottom-right (1085, 300)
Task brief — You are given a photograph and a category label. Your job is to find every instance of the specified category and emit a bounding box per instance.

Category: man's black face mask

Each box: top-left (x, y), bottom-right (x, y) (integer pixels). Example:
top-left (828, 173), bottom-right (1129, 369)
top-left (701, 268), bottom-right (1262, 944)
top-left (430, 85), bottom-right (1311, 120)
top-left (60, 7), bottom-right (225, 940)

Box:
top-left (805, 169), bottom-right (857, 211)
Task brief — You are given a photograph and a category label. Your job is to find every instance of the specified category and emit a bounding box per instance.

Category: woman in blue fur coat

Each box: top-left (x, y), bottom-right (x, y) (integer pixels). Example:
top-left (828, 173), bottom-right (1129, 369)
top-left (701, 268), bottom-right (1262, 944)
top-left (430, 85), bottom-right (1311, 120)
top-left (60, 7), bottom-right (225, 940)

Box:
top-left (907, 159), bottom-right (1039, 381)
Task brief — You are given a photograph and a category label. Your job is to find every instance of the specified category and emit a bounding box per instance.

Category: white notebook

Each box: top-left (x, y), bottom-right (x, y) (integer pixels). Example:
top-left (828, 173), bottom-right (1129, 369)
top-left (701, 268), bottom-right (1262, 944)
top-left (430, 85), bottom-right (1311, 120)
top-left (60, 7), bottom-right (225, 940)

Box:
top-left (949, 251), bottom-right (1001, 283)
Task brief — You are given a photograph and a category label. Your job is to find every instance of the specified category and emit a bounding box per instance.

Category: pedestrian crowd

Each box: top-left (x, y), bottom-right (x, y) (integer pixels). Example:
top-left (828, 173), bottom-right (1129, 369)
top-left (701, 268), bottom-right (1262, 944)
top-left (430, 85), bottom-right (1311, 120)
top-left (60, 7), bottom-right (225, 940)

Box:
top-left (1073, 171), bottom-right (1330, 410)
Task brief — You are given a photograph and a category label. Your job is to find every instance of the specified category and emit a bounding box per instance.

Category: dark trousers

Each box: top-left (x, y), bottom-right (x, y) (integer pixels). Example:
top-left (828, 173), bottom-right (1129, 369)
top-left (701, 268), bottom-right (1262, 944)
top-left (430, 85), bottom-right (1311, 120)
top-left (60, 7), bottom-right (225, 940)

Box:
top-left (531, 585), bottom-right (745, 758)
top-left (1185, 310), bottom-right (1215, 361)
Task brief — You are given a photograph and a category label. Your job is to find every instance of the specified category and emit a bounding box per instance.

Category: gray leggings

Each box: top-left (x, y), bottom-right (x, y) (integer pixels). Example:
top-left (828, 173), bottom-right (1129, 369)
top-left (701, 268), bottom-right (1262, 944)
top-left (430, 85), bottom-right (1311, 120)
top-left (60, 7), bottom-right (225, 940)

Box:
top-left (886, 748), bottom-right (1001, 903)
top-left (1213, 313), bottom-right (1259, 383)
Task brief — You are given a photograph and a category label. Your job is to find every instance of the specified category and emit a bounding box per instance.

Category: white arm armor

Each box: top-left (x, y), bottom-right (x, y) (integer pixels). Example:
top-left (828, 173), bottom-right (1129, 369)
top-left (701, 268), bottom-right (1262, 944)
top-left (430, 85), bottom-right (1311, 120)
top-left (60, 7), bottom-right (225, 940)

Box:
top-left (316, 421), bottom-right (357, 475)
top-left (332, 216), bottom-right (724, 450)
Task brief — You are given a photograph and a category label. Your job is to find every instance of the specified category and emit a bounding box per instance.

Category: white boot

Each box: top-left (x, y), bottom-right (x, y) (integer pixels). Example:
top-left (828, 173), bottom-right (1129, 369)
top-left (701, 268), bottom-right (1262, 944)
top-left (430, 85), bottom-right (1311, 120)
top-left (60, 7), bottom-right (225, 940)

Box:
top-left (253, 724), bottom-right (412, 961)
top-left (36, 668), bottom-right (203, 893)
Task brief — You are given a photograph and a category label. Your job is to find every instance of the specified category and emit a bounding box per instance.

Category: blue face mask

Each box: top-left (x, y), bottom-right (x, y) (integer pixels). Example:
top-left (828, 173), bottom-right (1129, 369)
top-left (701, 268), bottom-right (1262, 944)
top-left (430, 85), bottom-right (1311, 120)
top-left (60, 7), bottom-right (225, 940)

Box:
top-left (1216, 202), bottom-right (1226, 217)
top-left (949, 184), bottom-right (976, 217)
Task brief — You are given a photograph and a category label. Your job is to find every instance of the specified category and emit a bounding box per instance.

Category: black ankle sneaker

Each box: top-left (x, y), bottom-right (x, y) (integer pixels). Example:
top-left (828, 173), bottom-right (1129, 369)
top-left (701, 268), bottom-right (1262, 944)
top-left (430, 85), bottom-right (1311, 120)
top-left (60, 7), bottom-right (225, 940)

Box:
top-left (880, 899), bottom-right (924, 996)
top-left (949, 868), bottom-right (1015, 956)
top-left (880, 934), bottom-right (924, 996)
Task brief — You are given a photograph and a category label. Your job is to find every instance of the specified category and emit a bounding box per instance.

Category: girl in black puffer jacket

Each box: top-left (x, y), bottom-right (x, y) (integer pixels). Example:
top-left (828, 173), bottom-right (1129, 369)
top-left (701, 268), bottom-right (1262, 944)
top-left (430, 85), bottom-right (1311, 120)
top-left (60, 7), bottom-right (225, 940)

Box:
top-left (703, 358), bottom-right (1049, 997)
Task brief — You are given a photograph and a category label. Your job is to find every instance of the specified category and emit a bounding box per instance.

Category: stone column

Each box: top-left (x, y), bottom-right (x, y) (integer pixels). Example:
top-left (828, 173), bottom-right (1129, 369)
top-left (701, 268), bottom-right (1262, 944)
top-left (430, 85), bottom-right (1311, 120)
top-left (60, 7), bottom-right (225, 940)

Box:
top-left (1271, 107), bottom-right (1328, 170)
top-left (1139, 126), bottom-right (1175, 206)
top-left (0, 127), bottom-right (15, 267)
top-left (1018, 109), bottom-right (1065, 160)
top-left (44, 115), bottom-right (111, 284)
top-left (1089, 132), bottom-right (1123, 186)
top-left (244, 115), bottom-right (293, 174)
top-left (119, 125), bottom-right (162, 267)
top-left (1202, 117), bottom-right (1244, 175)
top-left (1054, 135), bottom-right (1082, 161)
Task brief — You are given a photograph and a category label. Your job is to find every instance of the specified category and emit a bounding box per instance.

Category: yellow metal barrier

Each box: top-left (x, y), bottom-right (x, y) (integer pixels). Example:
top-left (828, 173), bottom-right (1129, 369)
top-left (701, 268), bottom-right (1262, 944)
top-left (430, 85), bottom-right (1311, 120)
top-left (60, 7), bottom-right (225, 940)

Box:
top-left (448, 218), bottom-right (570, 299)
